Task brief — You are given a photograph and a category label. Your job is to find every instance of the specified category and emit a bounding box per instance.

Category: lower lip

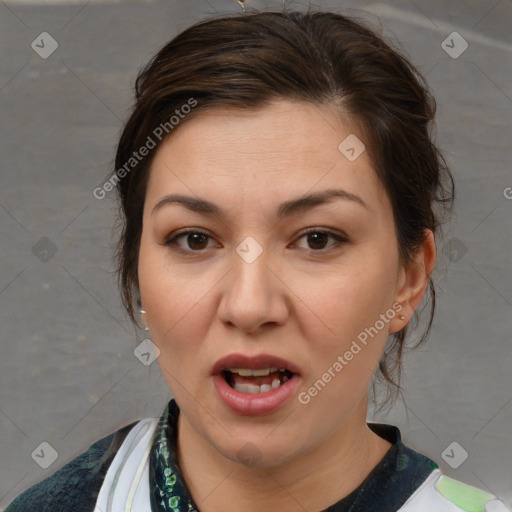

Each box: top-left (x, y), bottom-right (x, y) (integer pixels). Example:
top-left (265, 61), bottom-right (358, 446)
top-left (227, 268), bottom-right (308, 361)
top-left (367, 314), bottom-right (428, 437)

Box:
top-left (212, 373), bottom-right (300, 416)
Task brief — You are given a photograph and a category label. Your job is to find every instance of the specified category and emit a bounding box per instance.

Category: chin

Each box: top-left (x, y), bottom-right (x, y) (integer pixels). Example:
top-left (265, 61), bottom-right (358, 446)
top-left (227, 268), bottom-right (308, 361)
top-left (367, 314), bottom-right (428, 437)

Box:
top-left (208, 429), bottom-right (302, 470)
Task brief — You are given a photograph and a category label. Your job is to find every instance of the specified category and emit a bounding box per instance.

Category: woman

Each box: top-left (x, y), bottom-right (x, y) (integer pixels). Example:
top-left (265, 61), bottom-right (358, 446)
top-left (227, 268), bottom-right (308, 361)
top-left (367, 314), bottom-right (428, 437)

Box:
top-left (4, 8), bottom-right (509, 512)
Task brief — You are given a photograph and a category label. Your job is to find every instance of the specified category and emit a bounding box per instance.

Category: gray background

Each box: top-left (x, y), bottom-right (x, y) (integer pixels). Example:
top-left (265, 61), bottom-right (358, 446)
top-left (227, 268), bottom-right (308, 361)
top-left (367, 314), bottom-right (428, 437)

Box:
top-left (0, 0), bottom-right (511, 508)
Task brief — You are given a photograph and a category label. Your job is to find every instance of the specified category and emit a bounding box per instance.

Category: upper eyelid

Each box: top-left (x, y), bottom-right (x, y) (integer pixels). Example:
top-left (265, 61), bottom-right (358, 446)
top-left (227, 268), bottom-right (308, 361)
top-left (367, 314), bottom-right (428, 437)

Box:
top-left (165, 228), bottom-right (214, 243)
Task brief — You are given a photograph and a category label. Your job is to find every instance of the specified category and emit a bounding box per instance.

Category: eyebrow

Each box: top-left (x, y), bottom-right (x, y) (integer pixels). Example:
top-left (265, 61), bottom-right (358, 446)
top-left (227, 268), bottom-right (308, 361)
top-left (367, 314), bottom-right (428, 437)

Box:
top-left (151, 188), bottom-right (368, 220)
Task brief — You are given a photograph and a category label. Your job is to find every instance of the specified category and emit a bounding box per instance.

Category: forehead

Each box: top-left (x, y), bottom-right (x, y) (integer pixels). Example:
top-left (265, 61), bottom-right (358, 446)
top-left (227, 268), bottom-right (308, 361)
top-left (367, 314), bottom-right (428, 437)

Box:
top-left (144, 99), bottom-right (389, 218)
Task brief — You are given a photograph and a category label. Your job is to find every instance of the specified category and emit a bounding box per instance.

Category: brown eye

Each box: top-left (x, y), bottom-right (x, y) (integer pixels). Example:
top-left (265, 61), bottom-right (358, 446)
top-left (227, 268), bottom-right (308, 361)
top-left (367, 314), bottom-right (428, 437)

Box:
top-left (305, 232), bottom-right (330, 250)
top-left (184, 232), bottom-right (209, 250)
top-left (165, 230), bottom-right (214, 252)
top-left (296, 229), bottom-right (348, 252)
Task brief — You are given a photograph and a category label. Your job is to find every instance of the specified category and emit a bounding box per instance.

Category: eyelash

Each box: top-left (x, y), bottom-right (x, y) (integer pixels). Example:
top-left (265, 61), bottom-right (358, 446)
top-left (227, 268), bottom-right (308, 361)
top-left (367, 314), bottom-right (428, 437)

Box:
top-left (163, 228), bottom-right (349, 255)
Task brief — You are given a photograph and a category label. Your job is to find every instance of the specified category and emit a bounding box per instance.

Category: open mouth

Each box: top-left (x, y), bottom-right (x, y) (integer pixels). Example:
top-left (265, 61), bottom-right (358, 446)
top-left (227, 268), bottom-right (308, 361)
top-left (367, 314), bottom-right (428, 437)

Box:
top-left (222, 367), bottom-right (295, 394)
top-left (212, 354), bottom-right (301, 415)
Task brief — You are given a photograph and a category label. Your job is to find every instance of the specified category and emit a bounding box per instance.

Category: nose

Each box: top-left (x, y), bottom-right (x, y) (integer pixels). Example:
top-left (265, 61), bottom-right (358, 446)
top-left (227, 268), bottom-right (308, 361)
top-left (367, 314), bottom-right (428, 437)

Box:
top-left (217, 246), bottom-right (289, 334)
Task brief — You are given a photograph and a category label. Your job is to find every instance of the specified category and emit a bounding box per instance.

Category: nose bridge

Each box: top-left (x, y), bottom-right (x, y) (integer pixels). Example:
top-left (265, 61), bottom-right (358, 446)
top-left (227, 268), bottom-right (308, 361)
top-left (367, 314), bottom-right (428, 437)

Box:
top-left (233, 238), bottom-right (269, 296)
top-left (218, 236), bottom-right (286, 332)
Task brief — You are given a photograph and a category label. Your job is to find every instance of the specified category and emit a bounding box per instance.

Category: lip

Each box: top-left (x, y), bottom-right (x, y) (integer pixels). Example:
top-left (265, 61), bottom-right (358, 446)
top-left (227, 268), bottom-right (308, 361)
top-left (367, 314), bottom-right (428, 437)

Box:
top-left (211, 353), bottom-right (302, 416)
top-left (211, 353), bottom-right (302, 376)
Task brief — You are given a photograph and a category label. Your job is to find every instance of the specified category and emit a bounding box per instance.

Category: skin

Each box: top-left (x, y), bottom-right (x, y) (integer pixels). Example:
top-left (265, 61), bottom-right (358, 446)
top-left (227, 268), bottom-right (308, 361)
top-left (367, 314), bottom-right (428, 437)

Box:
top-left (138, 98), bottom-right (436, 511)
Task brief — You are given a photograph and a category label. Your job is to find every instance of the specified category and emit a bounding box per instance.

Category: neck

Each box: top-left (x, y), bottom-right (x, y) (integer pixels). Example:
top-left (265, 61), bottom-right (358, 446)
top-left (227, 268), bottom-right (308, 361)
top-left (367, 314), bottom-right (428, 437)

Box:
top-left (176, 398), bottom-right (392, 512)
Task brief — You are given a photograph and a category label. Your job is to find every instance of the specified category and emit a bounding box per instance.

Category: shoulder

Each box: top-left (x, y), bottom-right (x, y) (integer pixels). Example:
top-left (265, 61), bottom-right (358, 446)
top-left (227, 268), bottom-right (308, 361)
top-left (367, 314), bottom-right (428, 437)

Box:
top-left (399, 469), bottom-right (511, 512)
top-left (366, 424), bottom-right (510, 512)
top-left (3, 420), bottom-right (139, 512)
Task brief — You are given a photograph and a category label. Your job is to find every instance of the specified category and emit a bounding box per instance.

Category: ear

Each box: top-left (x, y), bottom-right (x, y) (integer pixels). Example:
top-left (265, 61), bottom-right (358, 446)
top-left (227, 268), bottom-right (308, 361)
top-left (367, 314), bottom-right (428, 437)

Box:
top-left (389, 229), bottom-right (436, 334)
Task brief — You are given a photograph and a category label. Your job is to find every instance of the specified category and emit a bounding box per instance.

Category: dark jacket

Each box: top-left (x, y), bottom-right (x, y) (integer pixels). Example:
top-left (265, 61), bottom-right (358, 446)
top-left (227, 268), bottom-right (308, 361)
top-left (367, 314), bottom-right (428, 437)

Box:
top-left (4, 421), bottom-right (137, 512)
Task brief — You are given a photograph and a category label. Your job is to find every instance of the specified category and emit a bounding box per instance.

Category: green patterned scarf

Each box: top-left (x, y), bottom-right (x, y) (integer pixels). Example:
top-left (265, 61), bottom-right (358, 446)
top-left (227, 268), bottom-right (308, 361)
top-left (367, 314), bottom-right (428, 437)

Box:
top-left (149, 399), bottom-right (199, 512)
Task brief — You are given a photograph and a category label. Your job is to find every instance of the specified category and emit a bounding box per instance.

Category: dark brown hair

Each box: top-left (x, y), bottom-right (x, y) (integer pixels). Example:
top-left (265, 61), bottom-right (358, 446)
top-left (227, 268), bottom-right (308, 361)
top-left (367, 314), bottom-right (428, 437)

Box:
top-left (110, 9), bottom-right (454, 407)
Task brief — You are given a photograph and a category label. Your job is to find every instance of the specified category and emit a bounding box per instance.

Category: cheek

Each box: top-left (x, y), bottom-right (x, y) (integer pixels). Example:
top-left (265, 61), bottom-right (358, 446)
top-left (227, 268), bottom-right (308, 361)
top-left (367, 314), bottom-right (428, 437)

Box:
top-left (292, 254), bottom-right (399, 409)
top-left (139, 238), bottom-right (198, 329)
top-left (137, 240), bottom-right (216, 372)
top-left (293, 257), bottom-right (398, 346)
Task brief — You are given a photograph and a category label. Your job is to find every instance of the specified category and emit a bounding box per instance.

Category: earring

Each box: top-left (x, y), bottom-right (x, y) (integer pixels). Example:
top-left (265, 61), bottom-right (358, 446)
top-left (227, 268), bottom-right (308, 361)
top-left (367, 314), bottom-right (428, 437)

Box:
top-left (399, 315), bottom-right (406, 321)
top-left (139, 309), bottom-right (150, 332)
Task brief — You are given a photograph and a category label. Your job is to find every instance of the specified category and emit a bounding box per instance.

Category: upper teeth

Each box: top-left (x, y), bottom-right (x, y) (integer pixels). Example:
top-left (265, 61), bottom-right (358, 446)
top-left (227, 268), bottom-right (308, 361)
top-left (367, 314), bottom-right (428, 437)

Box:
top-left (227, 367), bottom-right (282, 377)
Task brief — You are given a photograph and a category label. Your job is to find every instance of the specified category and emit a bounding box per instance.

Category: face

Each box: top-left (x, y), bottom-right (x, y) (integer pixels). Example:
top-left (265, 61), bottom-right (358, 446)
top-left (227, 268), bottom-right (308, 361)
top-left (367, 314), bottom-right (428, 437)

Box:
top-left (138, 99), bottom-right (418, 468)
